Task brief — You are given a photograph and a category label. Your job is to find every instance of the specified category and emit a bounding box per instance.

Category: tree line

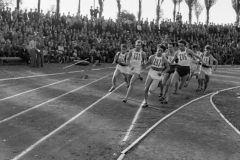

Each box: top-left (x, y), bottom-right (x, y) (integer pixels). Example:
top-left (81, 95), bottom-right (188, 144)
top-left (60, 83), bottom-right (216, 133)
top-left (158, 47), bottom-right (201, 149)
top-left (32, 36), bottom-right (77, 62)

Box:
top-left (1, 0), bottom-right (240, 25)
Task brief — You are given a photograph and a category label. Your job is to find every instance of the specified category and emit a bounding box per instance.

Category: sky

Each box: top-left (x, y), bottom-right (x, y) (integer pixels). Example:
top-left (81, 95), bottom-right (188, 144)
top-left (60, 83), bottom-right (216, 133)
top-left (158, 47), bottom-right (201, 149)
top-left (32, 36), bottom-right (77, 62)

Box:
top-left (10, 0), bottom-right (236, 25)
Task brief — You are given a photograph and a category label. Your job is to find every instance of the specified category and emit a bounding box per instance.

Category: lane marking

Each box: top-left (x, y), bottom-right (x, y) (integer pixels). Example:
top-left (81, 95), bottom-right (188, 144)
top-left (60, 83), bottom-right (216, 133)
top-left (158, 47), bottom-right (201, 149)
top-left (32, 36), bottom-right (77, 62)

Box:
top-left (122, 101), bottom-right (144, 142)
top-left (118, 85), bottom-right (240, 160)
top-left (62, 61), bottom-right (84, 69)
top-left (117, 92), bottom-right (214, 160)
top-left (0, 66), bottom-right (114, 82)
top-left (210, 86), bottom-right (240, 136)
top-left (0, 79), bottom-right (69, 102)
top-left (0, 70), bottom-right (83, 82)
top-left (11, 83), bottom-right (125, 160)
top-left (0, 74), bottom-right (111, 125)
top-left (212, 74), bottom-right (240, 80)
top-left (211, 78), bottom-right (240, 84)
top-left (92, 67), bottom-right (115, 71)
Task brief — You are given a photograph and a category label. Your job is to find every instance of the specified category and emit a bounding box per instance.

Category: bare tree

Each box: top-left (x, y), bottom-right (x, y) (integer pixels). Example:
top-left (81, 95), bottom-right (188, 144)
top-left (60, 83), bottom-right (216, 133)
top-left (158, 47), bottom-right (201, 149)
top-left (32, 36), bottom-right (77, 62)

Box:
top-left (172, 0), bottom-right (177, 21)
top-left (56, 0), bottom-right (60, 18)
top-left (185, 0), bottom-right (196, 24)
top-left (156, 0), bottom-right (161, 25)
top-left (232, 0), bottom-right (240, 25)
top-left (98, 0), bottom-right (104, 17)
top-left (138, 0), bottom-right (142, 22)
top-left (116, 0), bottom-right (121, 18)
top-left (177, 0), bottom-right (183, 12)
top-left (16, 0), bottom-right (22, 10)
top-left (204, 0), bottom-right (217, 25)
top-left (194, 0), bottom-right (203, 23)
top-left (77, 0), bottom-right (80, 14)
top-left (38, 0), bottom-right (41, 13)
top-left (156, 0), bottom-right (164, 25)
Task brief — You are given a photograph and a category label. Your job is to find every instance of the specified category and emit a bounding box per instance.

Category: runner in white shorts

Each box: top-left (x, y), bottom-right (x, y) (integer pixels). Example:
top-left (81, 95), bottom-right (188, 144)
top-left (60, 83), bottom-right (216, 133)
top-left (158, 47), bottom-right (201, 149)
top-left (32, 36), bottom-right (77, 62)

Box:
top-left (142, 44), bottom-right (169, 107)
top-left (185, 44), bottom-right (203, 88)
top-left (123, 40), bottom-right (147, 103)
top-left (109, 44), bottom-right (130, 92)
top-left (165, 40), bottom-right (203, 103)
top-left (159, 42), bottom-right (179, 103)
top-left (198, 45), bottom-right (218, 92)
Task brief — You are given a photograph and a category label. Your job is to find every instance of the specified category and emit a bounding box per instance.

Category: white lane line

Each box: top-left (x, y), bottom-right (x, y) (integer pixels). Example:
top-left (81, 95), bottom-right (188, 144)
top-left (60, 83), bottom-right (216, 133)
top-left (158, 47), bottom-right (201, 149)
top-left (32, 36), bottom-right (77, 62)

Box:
top-left (212, 78), bottom-right (240, 84)
top-left (118, 85), bottom-right (240, 160)
top-left (0, 70), bottom-right (83, 82)
top-left (0, 66), bottom-right (114, 82)
top-left (11, 83), bottom-right (125, 160)
top-left (212, 74), bottom-right (240, 80)
top-left (0, 79), bottom-right (69, 102)
top-left (210, 86), bottom-right (240, 136)
top-left (92, 67), bottom-right (115, 71)
top-left (0, 74), bottom-right (110, 125)
top-left (62, 61), bottom-right (83, 69)
top-left (215, 70), bottom-right (240, 74)
top-left (117, 92), bottom-right (214, 160)
top-left (122, 101), bottom-right (144, 142)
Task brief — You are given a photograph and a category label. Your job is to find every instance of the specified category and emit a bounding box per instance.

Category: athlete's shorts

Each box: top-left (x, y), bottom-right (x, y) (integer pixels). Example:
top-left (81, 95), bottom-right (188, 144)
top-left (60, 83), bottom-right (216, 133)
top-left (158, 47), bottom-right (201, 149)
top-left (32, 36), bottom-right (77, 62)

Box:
top-left (148, 68), bottom-right (164, 80)
top-left (130, 65), bottom-right (142, 75)
top-left (168, 64), bottom-right (178, 74)
top-left (116, 64), bottom-right (130, 74)
top-left (176, 65), bottom-right (190, 77)
top-left (149, 79), bottom-right (160, 92)
top-left (200, 66), bottom-right (212, 76)
top-left (190, 62), bottom-right (198, 72)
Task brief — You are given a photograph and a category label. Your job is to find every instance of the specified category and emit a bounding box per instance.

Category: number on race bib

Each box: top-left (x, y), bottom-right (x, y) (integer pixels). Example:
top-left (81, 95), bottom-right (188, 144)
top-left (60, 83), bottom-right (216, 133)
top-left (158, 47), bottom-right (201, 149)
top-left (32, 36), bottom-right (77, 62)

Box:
top-left (179, 54), bottom-right (187, 61)
top-left (133, 53), bottom-right (140, 60)
top-left (203, 57), bottom-right (209, 64)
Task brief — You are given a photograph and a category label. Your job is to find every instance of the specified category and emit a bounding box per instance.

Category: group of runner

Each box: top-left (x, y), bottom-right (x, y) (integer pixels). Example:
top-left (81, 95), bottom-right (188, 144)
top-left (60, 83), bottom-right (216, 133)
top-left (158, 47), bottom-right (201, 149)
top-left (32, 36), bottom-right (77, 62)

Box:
top-left (109, 39), bottom-right (218, 108)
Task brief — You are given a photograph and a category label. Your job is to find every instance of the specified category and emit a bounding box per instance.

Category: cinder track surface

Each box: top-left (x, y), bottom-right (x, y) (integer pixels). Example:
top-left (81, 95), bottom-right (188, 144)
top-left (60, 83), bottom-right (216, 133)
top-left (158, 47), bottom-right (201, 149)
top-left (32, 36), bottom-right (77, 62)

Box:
top-left (0, 63), bottom-right (239, 160)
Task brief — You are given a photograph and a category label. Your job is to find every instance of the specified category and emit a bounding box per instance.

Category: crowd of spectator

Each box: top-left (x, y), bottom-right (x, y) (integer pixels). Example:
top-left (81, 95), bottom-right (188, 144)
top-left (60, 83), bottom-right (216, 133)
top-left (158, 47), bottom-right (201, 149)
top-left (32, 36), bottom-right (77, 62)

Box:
top-left (0, 6), bottom-right (239, 66)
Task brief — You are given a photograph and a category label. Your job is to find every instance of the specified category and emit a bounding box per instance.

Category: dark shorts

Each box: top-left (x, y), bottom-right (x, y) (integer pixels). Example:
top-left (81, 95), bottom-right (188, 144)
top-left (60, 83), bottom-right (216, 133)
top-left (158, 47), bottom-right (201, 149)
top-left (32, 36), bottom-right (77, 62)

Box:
top-left (168, 64), bottom-right (178, 74)
top-left (176, 65), bottom-right (190, 77)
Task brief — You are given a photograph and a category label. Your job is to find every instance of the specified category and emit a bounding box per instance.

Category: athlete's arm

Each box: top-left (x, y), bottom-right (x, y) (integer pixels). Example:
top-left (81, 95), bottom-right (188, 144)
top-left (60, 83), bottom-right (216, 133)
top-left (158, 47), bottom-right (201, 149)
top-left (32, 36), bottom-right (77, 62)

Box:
top-left (170, 52), bottom-right (178, 64)
top-left (187, 49), bottom-right (203, 62)
top-left (162, 55), bottom-right (170, 74)
top-left (211, 55), bottom-right (218, 71)
top-left (126, 50), bottom-right (132, 66)
top-left (112, 52), bottom-right (119, 65)
top-left (141, 52), bottom-right (148, 67)
top-left (145, 55), bottom-right (154, 70)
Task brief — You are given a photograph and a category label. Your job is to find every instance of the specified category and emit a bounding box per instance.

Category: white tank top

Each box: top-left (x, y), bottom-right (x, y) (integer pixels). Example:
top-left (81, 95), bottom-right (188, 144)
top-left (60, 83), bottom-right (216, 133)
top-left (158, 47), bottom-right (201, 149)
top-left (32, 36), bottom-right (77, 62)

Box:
top-left (130, 49), bottom-right (143, 67)
top-left (166, 51), bottom-right (176, 64)
top-left (117, 52), bottom-right (127, 64)
top-left (203, 54), bottom-right (211, 65)
top-left (151, 55), bottom-right (164, 70)
top-left (177, 49), bottom-right (190, 66)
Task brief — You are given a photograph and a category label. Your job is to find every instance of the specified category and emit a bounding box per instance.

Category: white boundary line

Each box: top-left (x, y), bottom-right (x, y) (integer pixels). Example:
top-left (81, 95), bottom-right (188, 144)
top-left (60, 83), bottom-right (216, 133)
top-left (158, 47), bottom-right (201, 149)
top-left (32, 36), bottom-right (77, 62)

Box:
top-left (11, 83), bottom-right (125, 160)
top-left (0, 74), bottom-right (110, 125)
top-left (0, 70), bottom-right (83, 82)
top-left (122, 101), bottom-right (144, 142)
top-left (62, 61), bottom-right (83, 69)
top-left (0, 66), bottom-right (115, 82)
top-left (0, 79), bottom-right (69, 102)
top-left (118, 86), bottom-right (240, 160)
top-left (212, 74), bottom-right (240, 80)
top-left (212, 78), bottom-right (240, 84)
top-left (117, 92), bottom-right (214, 160)
top-left (210, 86), bottom-right (240, 136)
